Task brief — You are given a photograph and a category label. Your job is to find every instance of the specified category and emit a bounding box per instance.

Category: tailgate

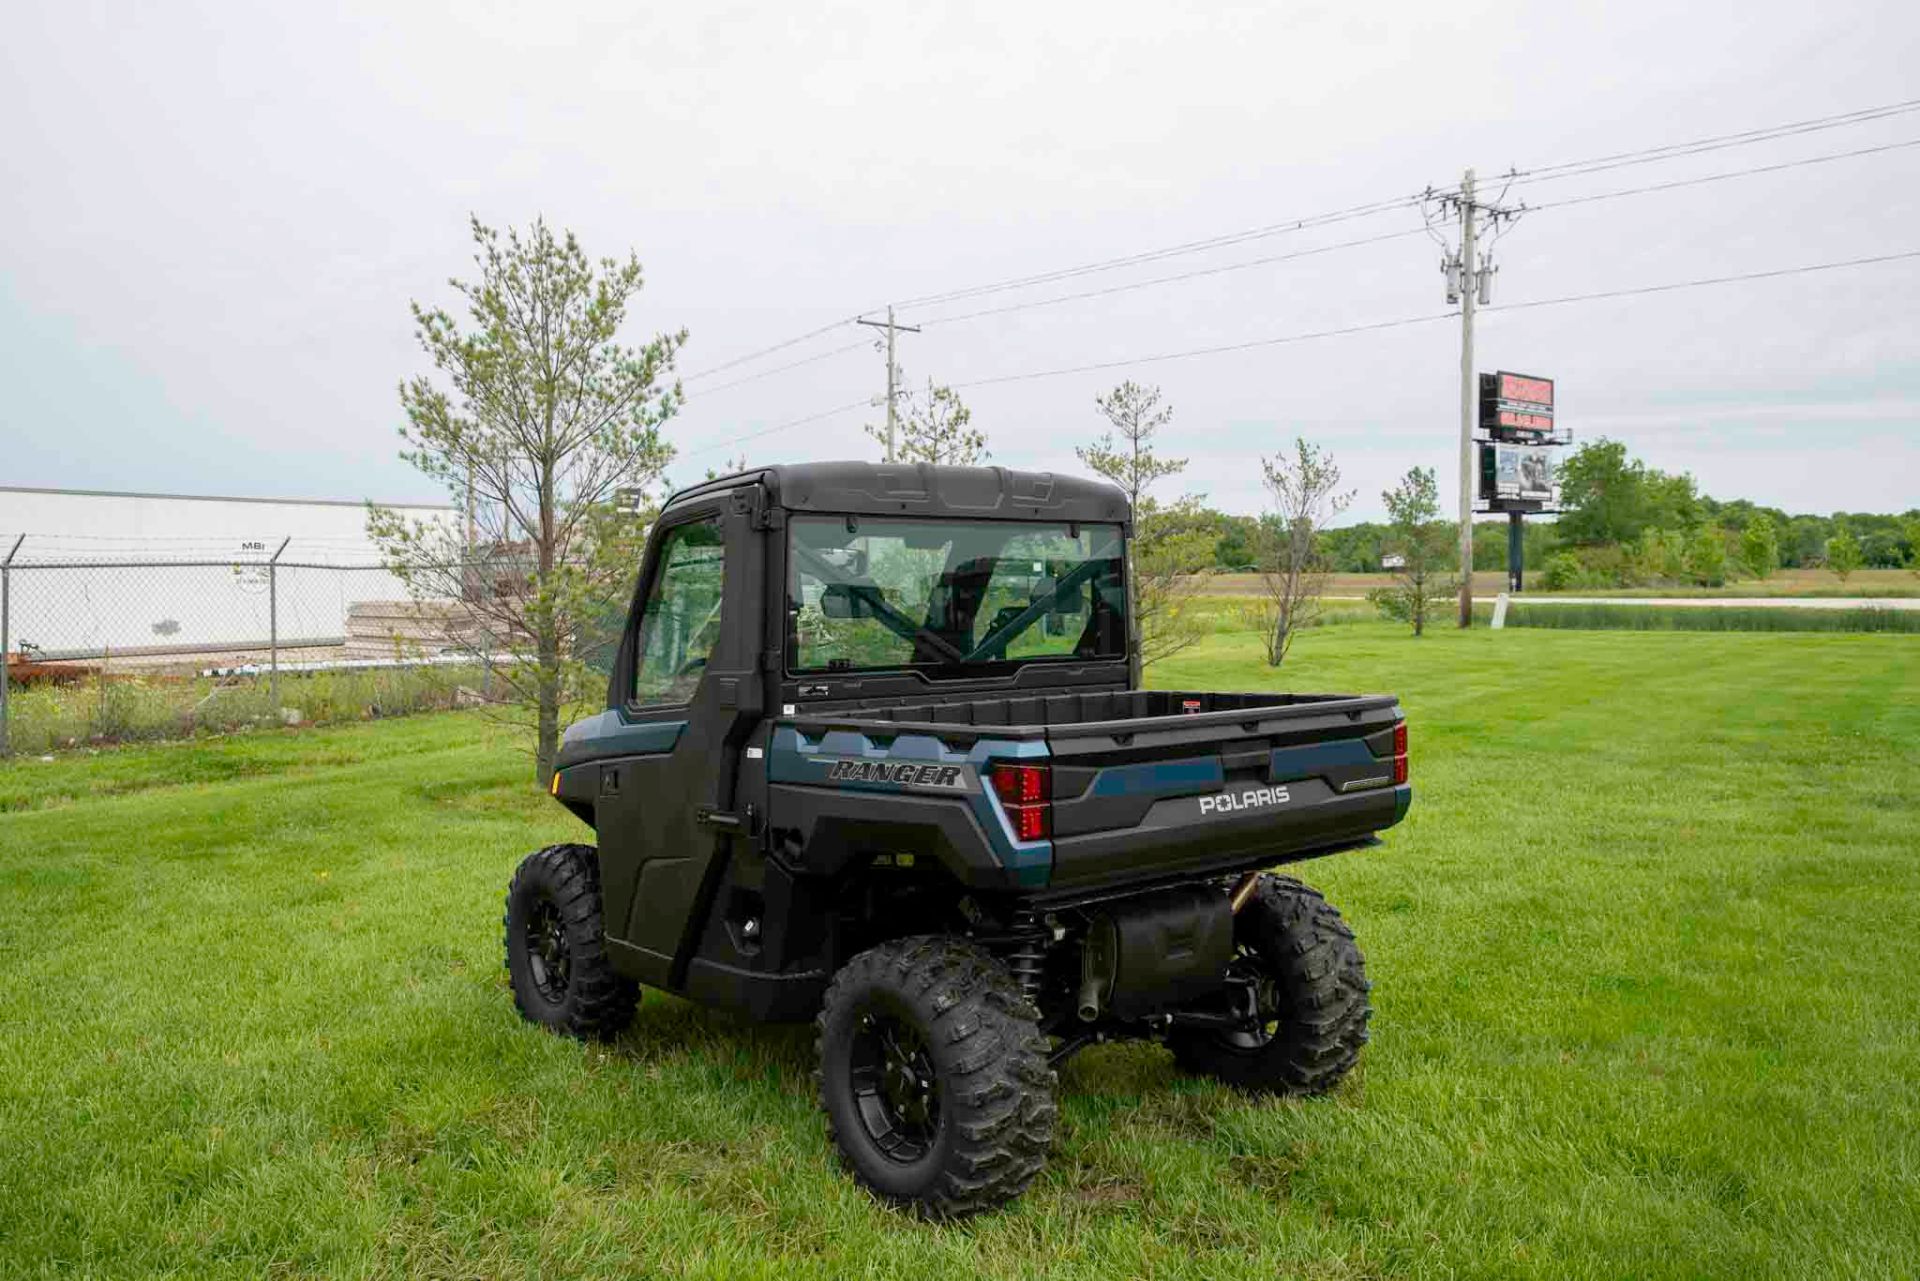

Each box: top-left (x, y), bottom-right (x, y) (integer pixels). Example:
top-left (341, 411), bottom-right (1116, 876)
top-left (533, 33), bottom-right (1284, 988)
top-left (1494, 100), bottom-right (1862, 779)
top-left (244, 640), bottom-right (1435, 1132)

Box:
top-left (1040, 691), bottom-right (1408, 890)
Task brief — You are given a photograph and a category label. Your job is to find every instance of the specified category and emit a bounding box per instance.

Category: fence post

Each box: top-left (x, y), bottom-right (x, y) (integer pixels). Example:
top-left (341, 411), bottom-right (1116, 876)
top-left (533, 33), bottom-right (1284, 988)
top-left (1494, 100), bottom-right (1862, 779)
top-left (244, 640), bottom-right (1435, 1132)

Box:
top-left (1, 535), bottom-right (22, 757)
top-left (269, 537), bottom-right (290, 712)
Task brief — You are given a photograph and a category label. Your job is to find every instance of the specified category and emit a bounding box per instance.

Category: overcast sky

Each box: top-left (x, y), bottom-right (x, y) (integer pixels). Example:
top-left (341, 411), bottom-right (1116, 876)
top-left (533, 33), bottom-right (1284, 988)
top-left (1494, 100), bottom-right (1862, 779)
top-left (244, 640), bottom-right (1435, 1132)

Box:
top-left (4, 0), bottom-right (1916, 522)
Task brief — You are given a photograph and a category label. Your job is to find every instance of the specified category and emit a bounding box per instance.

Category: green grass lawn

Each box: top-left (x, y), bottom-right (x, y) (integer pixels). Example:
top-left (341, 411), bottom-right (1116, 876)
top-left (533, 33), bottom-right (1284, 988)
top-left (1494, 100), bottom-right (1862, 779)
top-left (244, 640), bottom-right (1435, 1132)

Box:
top-left (3, 624), bottom-right (1917, 1279)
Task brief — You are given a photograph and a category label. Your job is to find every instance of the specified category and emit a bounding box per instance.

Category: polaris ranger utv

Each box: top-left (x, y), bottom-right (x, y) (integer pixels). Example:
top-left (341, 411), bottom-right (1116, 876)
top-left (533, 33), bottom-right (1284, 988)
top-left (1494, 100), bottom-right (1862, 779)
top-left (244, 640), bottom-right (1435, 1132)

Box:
top-left (505, 462), bottom-right (1410, 1216)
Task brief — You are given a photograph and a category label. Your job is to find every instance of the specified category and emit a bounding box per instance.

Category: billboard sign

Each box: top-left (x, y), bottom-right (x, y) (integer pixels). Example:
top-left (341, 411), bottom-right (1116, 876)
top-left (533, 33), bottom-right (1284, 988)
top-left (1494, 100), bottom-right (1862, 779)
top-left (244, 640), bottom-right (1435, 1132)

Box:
top-left (1479, 370), bottom-right (1555, 437)
top-left (1480, 443), bottom-right (1556, 502)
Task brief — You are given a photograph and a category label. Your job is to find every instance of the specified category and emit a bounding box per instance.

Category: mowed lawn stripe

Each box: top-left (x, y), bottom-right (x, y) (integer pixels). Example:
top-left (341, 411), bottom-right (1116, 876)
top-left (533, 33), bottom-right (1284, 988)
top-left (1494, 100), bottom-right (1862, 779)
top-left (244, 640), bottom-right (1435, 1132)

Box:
top-left (2, 625), bottom-right (1916, 1279)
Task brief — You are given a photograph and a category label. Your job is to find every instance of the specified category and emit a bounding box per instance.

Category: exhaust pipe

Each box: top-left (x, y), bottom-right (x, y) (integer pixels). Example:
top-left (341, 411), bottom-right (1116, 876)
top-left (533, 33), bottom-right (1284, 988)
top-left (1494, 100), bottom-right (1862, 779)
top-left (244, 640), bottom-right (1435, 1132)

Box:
top-left (1078, 917), bottom-right (1115, 1022)
top-left (1076, 970), bottom-right (1107, 1023)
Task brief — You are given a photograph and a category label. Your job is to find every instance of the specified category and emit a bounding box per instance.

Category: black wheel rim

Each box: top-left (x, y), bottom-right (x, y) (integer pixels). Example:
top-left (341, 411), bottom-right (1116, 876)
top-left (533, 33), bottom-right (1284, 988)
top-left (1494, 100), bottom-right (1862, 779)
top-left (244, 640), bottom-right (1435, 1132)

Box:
top-left (523, 896), bottom-right (571, 1004)
top-left (848, 1005), bottom-right (942, 1163)
top-left (1219, 944), bottom-right (1281, 1051)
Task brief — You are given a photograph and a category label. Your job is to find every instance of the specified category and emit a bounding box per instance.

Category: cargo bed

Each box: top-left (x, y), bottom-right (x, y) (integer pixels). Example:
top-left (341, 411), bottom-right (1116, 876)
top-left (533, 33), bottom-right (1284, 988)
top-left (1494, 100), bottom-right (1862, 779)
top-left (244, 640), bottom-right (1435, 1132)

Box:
top-left (777, 689), bottom-right (1410, 895)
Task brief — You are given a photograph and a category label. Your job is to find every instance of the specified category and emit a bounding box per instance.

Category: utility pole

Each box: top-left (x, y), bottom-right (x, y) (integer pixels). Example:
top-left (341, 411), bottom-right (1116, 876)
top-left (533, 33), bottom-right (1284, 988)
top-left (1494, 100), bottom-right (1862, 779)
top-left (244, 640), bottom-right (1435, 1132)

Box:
top-left (1433, 168), bottom-right (1520, 627)
top-left (1456, 169), bottom-right (1478, 628)
top-left (856, 306), bottom-right (920, 462)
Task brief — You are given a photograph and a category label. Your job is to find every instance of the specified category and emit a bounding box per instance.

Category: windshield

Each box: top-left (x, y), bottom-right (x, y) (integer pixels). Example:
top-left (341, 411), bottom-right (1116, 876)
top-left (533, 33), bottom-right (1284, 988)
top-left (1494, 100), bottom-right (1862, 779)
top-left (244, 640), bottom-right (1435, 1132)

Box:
top-left (788, 516), bottom-right (1127, 674)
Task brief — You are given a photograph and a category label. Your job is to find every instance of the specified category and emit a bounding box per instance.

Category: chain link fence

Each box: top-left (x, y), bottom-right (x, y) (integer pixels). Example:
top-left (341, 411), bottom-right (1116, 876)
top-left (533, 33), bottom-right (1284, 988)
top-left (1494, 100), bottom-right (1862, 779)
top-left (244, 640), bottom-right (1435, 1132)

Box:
top-left (0, 536), bottom-right (517, 755)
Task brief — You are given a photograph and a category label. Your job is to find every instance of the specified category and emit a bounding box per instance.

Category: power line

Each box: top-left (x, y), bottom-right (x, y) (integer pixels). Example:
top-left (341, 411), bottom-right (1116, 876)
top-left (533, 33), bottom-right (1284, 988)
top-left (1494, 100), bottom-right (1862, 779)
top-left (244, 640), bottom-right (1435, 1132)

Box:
top-left (914, 227), bottom-right (1432, 327)
top-left (1524, 137), bottom-right (1920, 213)
top-left (1500, 97), bottom-right (1920, 187)
top-left (680, 397), bottom-right (872, 459)
top-left (670, 198), bottom-right (1430, 383)
top-left (674, 98), bottom-right (1920, 385)
top-left (798, 136), bottom-right (1919, 338)
top-left (1487, 247), bottom-right (1920, 313)
top-left (686, 245), bottom-right (1920, 457)
top-left (949, 312), bottom-right (1460, 389)
top-left (891, 192), bottom-right (1431, 310)
top-left (685, 339), bottom-right (869, 398)
top-left (679, 316), bottom-right (858, 383)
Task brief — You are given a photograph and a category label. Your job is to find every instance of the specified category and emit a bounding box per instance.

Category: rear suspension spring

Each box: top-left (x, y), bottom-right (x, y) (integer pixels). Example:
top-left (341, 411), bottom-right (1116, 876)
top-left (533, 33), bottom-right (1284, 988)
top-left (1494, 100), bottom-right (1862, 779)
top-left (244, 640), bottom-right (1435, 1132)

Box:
top-left (1004, 908), bottom-right (1046, 1006)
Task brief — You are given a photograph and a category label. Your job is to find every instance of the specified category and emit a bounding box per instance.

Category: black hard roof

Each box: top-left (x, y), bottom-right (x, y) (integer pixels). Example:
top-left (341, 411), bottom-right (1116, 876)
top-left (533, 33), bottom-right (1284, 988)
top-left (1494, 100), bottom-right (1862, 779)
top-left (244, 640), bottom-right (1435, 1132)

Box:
top-left (663, 461), bottom-right (1131, 525)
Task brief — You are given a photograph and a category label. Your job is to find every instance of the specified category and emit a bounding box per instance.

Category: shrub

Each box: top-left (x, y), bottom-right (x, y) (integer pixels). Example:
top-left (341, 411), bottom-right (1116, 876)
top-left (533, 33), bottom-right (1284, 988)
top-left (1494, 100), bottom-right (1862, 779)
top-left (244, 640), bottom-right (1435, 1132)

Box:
top-left (1541, 552), bottom-right (1583, 592)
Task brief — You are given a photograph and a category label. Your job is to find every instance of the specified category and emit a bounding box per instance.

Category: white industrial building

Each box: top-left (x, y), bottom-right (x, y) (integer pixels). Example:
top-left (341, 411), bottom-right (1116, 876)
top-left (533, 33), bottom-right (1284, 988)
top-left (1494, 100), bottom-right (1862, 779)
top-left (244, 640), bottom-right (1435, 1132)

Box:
top-left (1, 486), bottom-right (455, 665)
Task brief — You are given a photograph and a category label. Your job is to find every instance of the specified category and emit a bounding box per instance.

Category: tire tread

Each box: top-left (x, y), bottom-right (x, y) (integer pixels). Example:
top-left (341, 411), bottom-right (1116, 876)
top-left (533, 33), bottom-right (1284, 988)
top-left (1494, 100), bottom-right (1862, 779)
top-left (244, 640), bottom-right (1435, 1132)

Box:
top-left (1170, 874), bottom-right (1370, 1094)
top-left (815, 936), bottom-right (1056, 1218)
top-left (503, 843), bottom-right (639, 1041)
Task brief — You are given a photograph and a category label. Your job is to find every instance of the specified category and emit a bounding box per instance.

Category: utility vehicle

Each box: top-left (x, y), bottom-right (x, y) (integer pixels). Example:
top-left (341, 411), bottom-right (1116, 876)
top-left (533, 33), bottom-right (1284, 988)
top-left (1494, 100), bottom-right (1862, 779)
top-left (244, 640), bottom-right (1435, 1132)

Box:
top-left (505, 462), bottom-right (1411, 1217)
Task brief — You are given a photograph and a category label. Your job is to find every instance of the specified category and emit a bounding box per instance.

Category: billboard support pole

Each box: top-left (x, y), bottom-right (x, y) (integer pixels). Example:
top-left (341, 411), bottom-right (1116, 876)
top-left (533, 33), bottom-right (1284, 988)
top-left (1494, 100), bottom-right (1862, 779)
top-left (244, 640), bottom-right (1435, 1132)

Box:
top-left (1, 535), bottom-right (22, 758)
top-left (1456, 168), bottom-right (1478, 628)
top-left (1507, 511), bottom-right (1525, 593)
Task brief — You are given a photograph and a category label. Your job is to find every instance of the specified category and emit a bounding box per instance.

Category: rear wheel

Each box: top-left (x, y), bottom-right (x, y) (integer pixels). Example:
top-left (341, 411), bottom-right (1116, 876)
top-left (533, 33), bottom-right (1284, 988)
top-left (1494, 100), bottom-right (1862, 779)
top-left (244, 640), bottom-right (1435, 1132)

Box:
top-left (1170, 874), bottom-right (1369, 1094)
top-left (503, 843), bottom-right (638, 1040)
top-left (816, 937), bottom-right (1056, 1217)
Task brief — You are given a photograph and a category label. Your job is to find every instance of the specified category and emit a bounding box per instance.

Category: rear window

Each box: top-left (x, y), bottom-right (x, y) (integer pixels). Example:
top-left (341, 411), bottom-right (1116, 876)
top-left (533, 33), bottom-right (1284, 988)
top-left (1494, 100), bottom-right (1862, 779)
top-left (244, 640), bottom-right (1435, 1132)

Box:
top-left (788, 516), bottom-right (1127, 674)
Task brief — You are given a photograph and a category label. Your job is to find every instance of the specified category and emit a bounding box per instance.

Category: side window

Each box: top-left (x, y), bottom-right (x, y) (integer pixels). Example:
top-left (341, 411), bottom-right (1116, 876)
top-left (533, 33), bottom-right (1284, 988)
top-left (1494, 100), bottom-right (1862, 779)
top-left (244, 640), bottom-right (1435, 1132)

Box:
top-left (630, 519), bottom-right (727, 706)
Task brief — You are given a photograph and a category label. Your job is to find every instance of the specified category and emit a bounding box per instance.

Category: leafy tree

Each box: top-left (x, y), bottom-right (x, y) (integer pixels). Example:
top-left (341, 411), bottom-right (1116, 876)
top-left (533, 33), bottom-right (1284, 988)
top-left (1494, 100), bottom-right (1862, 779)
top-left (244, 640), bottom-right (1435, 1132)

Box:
top-left (1209, 512), bottom-right (1259, 570)
top-left (1826, 527), bottom-right (1863, 582)
top-left (1643, 469), bottom-right (1702, 532)
top-left (868, 381), bottom-right (986, 465)
top-left (369, 216), bottom-right (682, 783)
top-left (1784, 515), bottom-right (1831, 569)
top-left (1906, 517), bottom-right (1920, 578)
top-left (1367, 467), bottom-right (1454, 635)
top-left (1554, 440), bottom-right (1647, 546)
top-left (1738, 512), bottom-right (1779, 580)
top-left (1076, 382), bottom-right (1208, 675)
top-left (1251, 439), bottom-right (1352, 666)
top-left (1684, 525), bottom-right (1729, 586)
top-left (1556, 438), bottom-right (1698, 547)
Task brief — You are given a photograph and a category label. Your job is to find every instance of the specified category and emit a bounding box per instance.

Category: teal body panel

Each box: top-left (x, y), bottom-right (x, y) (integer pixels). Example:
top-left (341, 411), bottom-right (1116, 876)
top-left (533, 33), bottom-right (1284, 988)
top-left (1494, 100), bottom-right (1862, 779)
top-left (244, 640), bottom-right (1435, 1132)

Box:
top-left (556, 708), bottom-right (687, 766)
top-left (768, 724), bottom-right (1053, 888)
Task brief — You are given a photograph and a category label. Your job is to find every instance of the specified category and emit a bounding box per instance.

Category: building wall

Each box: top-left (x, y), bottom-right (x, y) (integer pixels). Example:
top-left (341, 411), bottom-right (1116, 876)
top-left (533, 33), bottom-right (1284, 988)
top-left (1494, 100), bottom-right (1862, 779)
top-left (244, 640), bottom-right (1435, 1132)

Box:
top-left (0, 487), bottom-right (457, 660)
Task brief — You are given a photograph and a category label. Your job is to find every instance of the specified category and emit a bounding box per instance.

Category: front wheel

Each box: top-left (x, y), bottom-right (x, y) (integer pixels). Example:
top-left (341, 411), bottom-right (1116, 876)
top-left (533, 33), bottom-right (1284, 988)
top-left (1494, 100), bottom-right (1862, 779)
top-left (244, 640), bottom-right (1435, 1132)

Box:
top-left (816, 937), bottom-right (1056, 1217)
top-left (503, 843), bottom-right (638, 1040)
top-left (1170, 874), bottom-right (1370, 1094)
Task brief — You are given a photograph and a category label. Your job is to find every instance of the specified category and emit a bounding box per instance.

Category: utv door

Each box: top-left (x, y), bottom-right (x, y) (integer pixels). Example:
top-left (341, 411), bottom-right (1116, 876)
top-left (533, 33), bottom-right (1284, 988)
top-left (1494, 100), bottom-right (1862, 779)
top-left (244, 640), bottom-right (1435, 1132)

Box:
top-left (597, 494), bottom-right (762, 990)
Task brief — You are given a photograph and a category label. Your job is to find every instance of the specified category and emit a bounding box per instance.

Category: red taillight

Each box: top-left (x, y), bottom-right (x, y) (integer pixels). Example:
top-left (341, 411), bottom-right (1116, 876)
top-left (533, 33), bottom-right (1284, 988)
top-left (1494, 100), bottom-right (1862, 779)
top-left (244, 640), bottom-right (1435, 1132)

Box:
top-left (1392, 720), bottom-right (1408, 785)
top-left (990, 763), bottom-right (1052, 842)
top-left (990, 763), bottom-right (1050, 806)
top-left (1009, 803), bottom-right (1050, 841)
